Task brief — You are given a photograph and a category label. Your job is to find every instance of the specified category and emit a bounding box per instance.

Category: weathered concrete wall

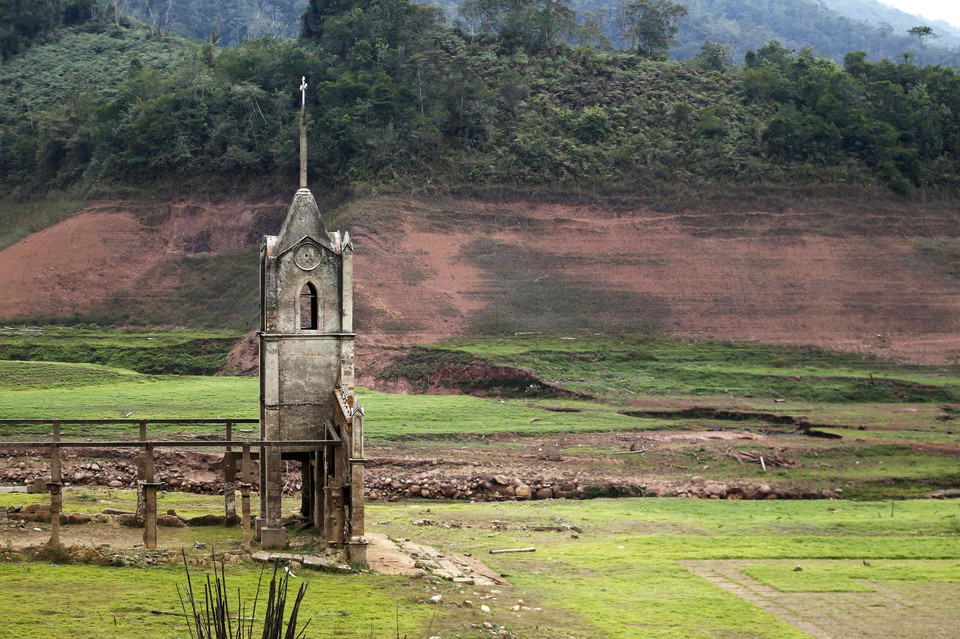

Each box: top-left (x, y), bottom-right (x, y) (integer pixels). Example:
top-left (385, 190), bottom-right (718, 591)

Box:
top-left (258, 187), bottom-right (362, 553)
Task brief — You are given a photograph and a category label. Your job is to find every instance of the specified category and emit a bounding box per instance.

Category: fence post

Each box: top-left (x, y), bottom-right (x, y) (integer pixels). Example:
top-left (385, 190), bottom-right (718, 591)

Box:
top-left (48, 421), bottom-right (62, 546)
top-left (224, 422), bottom-right (236, 524)
top-left (240, 444), bottom-right (252, 551)
top-left (136, 421), bottom-right (147, 526)
top-left (142, 444), bottom-right (159, 550)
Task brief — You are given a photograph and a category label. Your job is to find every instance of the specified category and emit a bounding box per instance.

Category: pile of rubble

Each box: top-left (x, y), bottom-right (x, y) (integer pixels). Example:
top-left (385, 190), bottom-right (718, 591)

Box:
top-left (365, 472), bottom-right (583, 502)
top-left (363, 472), bottom-right (813, 501)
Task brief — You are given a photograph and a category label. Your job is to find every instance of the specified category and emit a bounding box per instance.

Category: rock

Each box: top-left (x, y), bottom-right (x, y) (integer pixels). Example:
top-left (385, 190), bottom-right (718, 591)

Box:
top-left (108, 480), bottom-right (123, 488)
top-left (90, 464), bottom-right (100, 471)
top-left (514, 485), bottom-right (532, 500)
top-left (368, 492), bottom-right (379, 501)
top-left (22, 503), bottom-right (50, 514)
top-left (690, 476), bottom-right (705, 485)
top-left (463, 600), bottom-right (474, 608)
top-left (758, 484), bottom-right (772, 495)
top-left (504, 485), bottom-right (515, 497)
top-left (60, 513), bottom-right (93, 525)
top-left (409, 485), bottom-right (421, 495)
top-left (187, 514), bottom-right (225, 526)
top-left (158, 515), bottom-right (186, 527)
top-left (480, 604), bottom-right (491, 613)
top-left (118, 514), bottom-right (139, 527)
top-left (535, 488), bottom-right (553, 500)
top-left (483, 622), bottom-right (493, 629)
top-left (493, 475), bottom-right (510, 486)
top-left (429, 595), bottom-right (443, 604)
top-left (560, 481), bottom-right (576, 492)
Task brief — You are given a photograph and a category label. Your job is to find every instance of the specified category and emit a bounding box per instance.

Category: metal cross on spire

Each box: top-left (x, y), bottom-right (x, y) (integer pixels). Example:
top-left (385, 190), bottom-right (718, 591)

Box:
top-left (299, 76), bottom-right (308, 188)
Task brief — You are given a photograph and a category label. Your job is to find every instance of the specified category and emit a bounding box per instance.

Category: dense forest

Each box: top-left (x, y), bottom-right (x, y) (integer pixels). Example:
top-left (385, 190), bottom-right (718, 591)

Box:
top-left (6, 0), bottom-right (960, 61)
top-left (1, 0), bottom-right (959, 199)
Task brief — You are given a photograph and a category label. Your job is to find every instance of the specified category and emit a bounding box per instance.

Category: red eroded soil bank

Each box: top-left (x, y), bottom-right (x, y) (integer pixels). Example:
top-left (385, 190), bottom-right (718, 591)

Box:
top-left (1, 194), bottom-right (959, 364)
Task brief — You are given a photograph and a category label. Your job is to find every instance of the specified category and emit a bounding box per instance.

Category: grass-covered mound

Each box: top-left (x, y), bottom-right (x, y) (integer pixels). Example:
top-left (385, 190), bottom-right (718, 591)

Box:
top-left (0, 328), bottom-right (241, 375)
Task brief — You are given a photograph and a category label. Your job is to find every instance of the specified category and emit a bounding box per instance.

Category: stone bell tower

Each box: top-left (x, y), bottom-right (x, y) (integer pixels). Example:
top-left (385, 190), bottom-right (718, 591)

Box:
top-left (257, 77), bottom-right (365, 561)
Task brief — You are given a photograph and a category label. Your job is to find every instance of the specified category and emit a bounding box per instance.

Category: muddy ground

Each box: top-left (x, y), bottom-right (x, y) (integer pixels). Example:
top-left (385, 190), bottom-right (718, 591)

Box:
top-left (3, 195), bottom-right (960, 364)
top-left (0, 428), bottom-right (886, 504)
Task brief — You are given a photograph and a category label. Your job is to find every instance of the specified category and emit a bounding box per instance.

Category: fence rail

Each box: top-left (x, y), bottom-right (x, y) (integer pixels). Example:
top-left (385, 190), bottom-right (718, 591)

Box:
top-left (0, 419), bottom-right (259, 425)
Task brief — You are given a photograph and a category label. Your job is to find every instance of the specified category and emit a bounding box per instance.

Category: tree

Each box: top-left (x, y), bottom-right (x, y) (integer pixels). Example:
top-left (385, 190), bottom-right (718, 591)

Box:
top-left (576, 9), bottom-right (612, 51)
top-left (615, 0), bottom-right (687, 60)
top-left (907, 25), bottom-right (936, 67)
top-left (696, 40), bottom-right (731, 71)
top-left (457, 0), bottom-right (576, 54)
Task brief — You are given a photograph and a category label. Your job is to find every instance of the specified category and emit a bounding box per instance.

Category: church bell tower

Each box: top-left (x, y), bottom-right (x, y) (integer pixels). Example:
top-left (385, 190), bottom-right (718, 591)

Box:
top-left (257, 77), bottom-right (365, 560)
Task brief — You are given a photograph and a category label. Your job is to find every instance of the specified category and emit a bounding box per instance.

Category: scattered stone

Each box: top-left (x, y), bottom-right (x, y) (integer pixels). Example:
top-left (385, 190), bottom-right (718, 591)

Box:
top-left (429, 595), bottom-right (443, 604)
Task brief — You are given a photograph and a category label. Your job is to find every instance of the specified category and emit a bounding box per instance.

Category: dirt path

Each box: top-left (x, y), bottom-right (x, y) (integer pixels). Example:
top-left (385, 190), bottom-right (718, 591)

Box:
top-left (682, 559), bottom-right (960, 639)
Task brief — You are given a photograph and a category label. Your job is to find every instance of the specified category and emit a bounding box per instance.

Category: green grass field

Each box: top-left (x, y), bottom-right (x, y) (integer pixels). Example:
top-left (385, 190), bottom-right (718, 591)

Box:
top-left (1, 495), bottom-right (958, 638)
top-left (0, 327), bottom-right (242, 375)
top-left (394, 334), bottom-right (960, 403)
top-left (0, 332), bottom-right (958, 636)
top-left (0, 344), bottom-right (960, 499)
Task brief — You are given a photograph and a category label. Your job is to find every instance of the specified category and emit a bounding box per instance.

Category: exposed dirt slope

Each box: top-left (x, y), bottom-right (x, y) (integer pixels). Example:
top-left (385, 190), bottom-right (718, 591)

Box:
top-left (1, 194), bottom-right (959, 364)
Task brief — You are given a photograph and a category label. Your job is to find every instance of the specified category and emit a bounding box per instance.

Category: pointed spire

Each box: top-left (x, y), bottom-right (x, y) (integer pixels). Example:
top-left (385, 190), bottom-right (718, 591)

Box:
top-left (299, 76), bottom-right (308, 189)
top-left (276, 188), bottom-right (329, 256)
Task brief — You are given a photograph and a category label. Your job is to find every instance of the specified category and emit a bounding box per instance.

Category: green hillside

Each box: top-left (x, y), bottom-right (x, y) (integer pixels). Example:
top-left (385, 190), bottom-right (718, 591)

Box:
top-left (1, 0), bottom-right (959, 203)
top-left (671, 0), bottom-right (960, 65)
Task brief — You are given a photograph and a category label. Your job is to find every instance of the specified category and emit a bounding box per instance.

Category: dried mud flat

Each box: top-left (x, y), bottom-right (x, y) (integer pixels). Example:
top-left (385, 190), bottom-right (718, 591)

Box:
top-left (1, 427), bottom-right (861, 507)
top-left (2, 195), bottom-right (960, 364)
top-left (682, 559), bottom-right (960, 639)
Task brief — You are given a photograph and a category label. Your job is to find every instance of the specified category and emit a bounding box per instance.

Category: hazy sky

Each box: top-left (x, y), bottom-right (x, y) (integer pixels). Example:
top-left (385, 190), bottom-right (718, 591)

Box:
top-left (880, 1), bottom-right (960, 28)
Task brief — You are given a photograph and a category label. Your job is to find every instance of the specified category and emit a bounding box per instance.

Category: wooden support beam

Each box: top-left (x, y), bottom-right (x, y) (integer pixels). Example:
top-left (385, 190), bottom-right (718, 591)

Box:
top-left (142, 444), bottom-right (158, 550)
top-left (223, 453), bottom-right (237, 524)
top-left (142, 482), bottom-right (161, 551)
top-left (240, 444), bottom-right (252, 551)
top-left (137, 420), bottom-right (147, 526)
top-left (48, 421), bottom-right (61, 546)
top-left (0, 439), bottom-right (340, 448)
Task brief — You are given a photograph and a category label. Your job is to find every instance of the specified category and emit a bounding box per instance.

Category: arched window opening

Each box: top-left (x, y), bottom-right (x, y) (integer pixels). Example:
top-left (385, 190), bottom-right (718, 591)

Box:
top-left (300, 282), bottom-right (318, 330)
